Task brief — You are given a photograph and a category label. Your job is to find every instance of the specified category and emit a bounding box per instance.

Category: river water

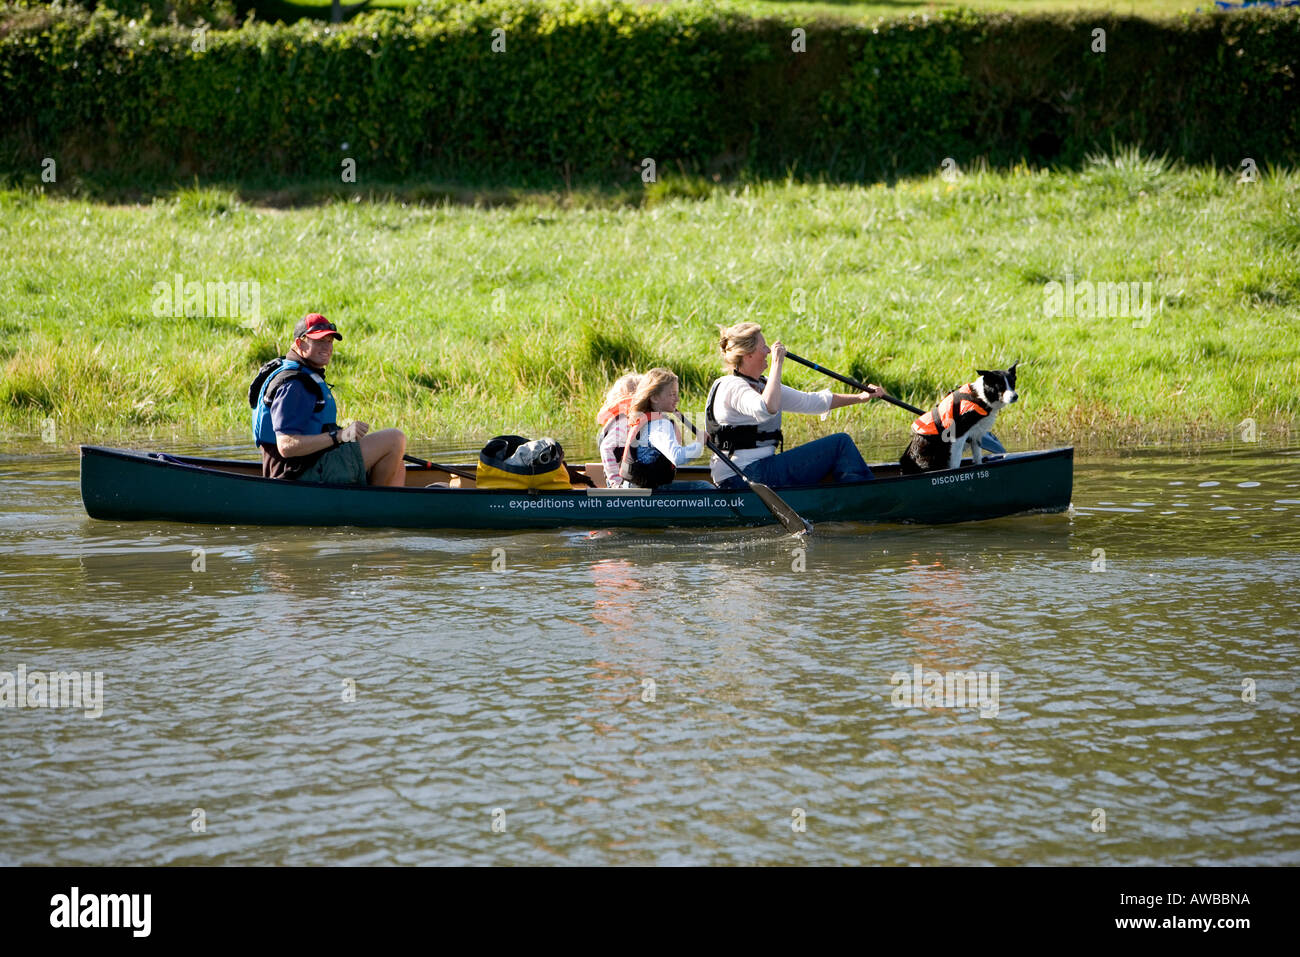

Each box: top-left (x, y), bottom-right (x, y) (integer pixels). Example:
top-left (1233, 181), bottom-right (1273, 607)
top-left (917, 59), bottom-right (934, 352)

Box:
top-left (1, 440), bottom-right (1297, 865)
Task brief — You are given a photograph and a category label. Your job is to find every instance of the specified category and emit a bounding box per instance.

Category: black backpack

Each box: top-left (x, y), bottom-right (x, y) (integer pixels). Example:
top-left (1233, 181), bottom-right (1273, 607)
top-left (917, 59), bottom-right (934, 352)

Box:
top-left (248, 358), bottom-right (323, 409)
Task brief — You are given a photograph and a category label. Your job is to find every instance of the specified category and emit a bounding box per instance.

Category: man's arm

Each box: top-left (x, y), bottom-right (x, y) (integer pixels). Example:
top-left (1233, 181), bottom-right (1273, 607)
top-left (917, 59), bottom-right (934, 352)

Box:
top-left (276, 431), bottom-right (334, 457)
top-left (278, 422), bottom-right (367, 456)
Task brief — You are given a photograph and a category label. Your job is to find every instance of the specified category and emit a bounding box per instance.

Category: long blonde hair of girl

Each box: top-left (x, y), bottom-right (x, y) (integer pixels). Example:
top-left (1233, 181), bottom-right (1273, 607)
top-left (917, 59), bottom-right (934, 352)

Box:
top-left (629, 368), bottom-right (679, 417)
top-left (603, 372), bottom-right (641, 410)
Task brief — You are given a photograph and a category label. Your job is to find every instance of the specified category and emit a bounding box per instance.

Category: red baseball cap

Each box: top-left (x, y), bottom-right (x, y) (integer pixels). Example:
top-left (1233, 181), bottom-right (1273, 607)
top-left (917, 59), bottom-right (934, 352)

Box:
top-left (293, 313), bottom-right (342, 341)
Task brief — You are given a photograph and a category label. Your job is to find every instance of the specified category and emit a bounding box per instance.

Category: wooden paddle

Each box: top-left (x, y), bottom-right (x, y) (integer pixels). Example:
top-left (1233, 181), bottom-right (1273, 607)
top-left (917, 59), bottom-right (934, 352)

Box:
top-left (784, 351), bottom-right (1007, 455)
top-left (677, 415), bottom-right (812, 536)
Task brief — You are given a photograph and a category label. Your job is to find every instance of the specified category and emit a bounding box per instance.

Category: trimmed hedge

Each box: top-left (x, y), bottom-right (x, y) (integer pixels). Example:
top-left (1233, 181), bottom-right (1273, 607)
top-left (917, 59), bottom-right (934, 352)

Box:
top-left (1, 0), bottom-right (1297, 184)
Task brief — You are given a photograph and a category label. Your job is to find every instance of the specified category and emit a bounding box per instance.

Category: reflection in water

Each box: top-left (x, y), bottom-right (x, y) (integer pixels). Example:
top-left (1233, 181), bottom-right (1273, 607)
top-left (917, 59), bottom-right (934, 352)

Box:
top-left (586, 557), bottom-right (647, 715)
top-left (0, 443), bottom-right (1296, 865)
top-left (901, 558), bottom-right (973, 660)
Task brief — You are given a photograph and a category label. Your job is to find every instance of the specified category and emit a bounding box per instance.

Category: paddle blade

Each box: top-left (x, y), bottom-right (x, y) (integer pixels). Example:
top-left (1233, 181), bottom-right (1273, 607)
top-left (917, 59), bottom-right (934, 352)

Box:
top-left (750, 480), bottom-right (813, 536)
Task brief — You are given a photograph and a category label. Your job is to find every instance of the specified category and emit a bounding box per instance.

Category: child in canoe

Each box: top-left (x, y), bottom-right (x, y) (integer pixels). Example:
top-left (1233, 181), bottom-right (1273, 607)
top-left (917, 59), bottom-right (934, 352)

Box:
top-left (619, 368), bottom-right (711, 490)
top-left (596, 372), bottom-right (641, 488)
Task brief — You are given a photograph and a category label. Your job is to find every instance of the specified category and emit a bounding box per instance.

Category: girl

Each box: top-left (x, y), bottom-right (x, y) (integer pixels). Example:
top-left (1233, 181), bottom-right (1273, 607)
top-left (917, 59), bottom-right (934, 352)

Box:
top-left (619, 368), bottom-right (706, 489)
top-left (596, 372), bottom-right (640, 488)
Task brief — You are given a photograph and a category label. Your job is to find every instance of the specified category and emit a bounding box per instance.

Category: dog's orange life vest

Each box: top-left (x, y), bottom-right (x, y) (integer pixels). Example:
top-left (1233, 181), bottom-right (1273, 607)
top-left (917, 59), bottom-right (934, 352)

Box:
top-left (911, 385), bottom-right (989, 437)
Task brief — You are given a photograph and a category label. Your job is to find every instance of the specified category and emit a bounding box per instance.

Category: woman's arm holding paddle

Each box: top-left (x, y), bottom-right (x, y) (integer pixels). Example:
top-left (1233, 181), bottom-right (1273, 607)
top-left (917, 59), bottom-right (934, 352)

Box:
top-left (768, 342), bottom-right (884, 411)
top-left (828, 387), bottom-right (885, 409)
top-left (761, 342), bottom-right (786, 412)
top-left (783, 349), bottom-right (1007, 454)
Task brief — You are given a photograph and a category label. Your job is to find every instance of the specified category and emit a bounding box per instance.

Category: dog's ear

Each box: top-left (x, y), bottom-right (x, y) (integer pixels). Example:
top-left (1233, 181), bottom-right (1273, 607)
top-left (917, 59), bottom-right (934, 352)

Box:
top-left (975, 369), bottom-right (993, 380)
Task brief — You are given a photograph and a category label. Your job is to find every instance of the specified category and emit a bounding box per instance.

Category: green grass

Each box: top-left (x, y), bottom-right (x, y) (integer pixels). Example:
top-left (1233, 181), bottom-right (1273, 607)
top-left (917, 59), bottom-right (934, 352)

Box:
top-left (2, 149), bottom-right (1297, 454)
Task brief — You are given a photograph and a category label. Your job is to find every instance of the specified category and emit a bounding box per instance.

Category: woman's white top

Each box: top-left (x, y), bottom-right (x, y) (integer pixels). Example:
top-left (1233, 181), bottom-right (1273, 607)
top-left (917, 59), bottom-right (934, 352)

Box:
top-left (707, 375), bottom-right (833, 484)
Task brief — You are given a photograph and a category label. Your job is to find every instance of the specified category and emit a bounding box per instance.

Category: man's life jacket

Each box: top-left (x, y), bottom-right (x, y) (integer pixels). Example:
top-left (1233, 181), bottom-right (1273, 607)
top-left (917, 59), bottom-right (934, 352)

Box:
top-left (911, 385), bottom-right (988, 438)
top-left (620, 410), bottom-right (678, 489)
top-left (249, 356), bottom-right (338, 447)
top-left (705, 372), bottom-right (784, 453)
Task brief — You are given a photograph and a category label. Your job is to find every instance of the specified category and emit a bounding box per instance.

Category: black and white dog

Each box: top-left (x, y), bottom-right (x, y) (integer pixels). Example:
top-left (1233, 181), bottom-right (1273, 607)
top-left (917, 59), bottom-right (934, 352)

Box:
top-left (899, 364), bottom-right (1018, 474)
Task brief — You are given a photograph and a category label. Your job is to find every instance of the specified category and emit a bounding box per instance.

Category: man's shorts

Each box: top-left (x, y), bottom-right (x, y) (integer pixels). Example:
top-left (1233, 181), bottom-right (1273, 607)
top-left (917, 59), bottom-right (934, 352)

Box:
top-left (298, 441), bottom-right (367, 485)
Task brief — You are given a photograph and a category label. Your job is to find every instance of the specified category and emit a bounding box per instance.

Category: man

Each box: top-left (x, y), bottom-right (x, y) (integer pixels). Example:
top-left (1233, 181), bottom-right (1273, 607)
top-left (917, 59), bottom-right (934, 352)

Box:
top-left (251, 313), bottom-right (407, 486)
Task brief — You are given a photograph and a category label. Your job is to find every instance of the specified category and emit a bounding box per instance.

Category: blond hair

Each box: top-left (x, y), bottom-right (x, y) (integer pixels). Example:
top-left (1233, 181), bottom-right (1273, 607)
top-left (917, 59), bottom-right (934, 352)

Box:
top-left (719, 321), bottom-right (763, 370)
top-left (629, 367), bottom-right (679, 416)
top-left (602, 372), bottom-right (641, 409)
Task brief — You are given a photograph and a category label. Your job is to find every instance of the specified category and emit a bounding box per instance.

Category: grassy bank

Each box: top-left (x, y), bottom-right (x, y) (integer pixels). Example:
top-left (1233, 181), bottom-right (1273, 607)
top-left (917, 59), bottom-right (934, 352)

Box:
top-left (78, 0), bottom-right (1220, 27)
top-left (1, 151), bottom-right (1297, 454)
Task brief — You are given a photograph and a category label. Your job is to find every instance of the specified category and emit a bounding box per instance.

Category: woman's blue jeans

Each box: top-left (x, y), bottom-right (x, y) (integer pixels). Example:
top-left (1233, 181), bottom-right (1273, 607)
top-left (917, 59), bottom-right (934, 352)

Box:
top-left (718, 433), bottom-right (873, 489)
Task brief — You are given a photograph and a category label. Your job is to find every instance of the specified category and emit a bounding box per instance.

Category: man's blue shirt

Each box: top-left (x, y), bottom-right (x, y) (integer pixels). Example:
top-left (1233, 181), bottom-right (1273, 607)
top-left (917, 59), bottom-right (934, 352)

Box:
top-left (269, 379), bottom-right (320, 437)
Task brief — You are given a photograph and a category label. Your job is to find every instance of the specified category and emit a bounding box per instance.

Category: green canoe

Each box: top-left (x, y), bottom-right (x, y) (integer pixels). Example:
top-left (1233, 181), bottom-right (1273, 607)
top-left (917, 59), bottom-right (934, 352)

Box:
top-left (79, 444), bottom-right (1073, 530)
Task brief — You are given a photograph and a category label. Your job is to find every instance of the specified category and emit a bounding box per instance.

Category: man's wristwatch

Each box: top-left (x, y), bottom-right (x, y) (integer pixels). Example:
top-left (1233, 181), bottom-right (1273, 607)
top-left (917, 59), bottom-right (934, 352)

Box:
top-left (329, 428), bottom-right (340, 447)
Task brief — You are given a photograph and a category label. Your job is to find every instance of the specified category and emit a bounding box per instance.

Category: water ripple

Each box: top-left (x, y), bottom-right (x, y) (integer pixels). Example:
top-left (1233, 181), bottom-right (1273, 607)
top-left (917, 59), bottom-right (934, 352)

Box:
top-left (0, 446), bottom-right (1297, 864)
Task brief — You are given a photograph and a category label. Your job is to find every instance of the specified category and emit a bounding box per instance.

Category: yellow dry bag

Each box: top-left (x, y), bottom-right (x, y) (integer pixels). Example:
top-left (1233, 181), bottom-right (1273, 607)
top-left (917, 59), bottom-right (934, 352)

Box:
top-left (476, 435), bottom-right (571, 490)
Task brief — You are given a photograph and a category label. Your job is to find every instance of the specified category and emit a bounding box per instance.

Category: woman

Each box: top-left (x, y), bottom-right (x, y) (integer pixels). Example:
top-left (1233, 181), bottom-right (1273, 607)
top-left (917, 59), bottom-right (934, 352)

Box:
top-left (706, 322), bottom-right (884, 488)
top-left (596, 372), bottom-right (640, 488)
top-left (619, 368), bottom-right (709, 490)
